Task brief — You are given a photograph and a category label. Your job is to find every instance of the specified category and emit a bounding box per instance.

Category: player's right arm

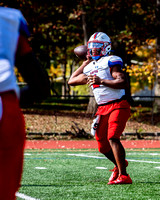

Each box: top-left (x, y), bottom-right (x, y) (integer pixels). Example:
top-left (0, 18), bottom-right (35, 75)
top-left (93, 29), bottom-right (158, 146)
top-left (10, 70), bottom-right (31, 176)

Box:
top-left (68, 59), bottom-right (91, 86)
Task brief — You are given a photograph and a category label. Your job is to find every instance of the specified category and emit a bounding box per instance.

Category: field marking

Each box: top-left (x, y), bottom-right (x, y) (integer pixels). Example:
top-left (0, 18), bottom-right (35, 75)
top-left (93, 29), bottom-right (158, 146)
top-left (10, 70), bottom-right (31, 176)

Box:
top-left (96, 167), bottom-right (107, 169)
top-left (24, 152), bottom-right (160, 156)
top-left (67, 153), bottom-right (105, 159)
top-left (127, 159), bottom-right (160, 164)
top-left (35, 167), bottom-right (47, 169)
top-left (67, 153), bottom-right (160, 164)
top-left (127, 152), bottom-right (160, 156)
top-left (24, 153), bottom-right (32, 155)
top-left (16, 192), bottom-right (40, 200)
top-left (155, 166), bottom-right (160, 169)
top-left (24, 153), bottom-right (65, 156)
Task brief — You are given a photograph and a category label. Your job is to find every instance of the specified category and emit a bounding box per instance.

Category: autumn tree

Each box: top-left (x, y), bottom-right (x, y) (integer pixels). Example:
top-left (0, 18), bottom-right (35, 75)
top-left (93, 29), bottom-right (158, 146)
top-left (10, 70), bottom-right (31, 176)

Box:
top-left (154, 0), bottom-right (160, 112)
top-left (1, 0), bottom-right (159, 113)
top-left (1, 0), bottom-right (84, 93)
top-left (72, 0), bottom-right (157, 113)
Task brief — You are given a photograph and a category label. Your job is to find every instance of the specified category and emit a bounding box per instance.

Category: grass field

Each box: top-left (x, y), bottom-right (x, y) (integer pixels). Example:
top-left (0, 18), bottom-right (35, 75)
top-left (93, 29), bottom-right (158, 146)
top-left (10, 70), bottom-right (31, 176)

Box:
top-left (17, 149), bottom-right (160, 200)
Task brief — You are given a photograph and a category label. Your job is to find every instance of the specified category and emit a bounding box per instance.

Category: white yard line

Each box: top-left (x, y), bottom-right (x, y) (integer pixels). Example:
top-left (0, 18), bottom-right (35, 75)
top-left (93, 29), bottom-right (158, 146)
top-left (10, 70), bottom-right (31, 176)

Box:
top-left (67, 153), bottom-right (160, 164)
top-left (155, 166), bottom-right (160, 169)
top-left (35, 167), bottom-right (47, 169)
top-left (16, 192), bottom-right (40, 200)
top-left (127, 159), bottom-right (160, 164)
top-left (127, 152), bottom-right (160, 156)
top-left (67, 153), bottom-right (105, 159)
top-left (96, 167), bottom-right (107, 169)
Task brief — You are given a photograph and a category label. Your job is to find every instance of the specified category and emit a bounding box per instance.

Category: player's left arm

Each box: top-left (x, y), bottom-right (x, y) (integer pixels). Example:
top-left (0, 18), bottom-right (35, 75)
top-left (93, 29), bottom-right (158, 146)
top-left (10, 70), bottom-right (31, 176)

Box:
top-left (87, 65), bottom-right (129, 89)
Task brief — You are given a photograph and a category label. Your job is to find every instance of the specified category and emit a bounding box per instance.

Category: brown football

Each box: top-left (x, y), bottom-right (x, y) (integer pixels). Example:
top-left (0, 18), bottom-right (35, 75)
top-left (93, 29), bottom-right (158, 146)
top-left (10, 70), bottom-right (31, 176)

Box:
top-left (74, 45), bottom-right (87, 59)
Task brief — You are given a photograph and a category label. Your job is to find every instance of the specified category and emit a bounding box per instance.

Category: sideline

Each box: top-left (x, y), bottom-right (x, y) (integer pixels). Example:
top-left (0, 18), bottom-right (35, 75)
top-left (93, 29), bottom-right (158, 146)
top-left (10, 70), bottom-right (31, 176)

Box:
top-left (25, 140), bottom-right (160, 149)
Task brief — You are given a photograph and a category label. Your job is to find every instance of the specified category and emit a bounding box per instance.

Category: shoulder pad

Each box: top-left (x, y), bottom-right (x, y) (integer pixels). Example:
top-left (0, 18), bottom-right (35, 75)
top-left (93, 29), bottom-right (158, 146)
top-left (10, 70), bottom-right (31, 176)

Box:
top-left (0, 7), bottom-right (30, 37)
top-left (108, 55), bottom-right (123, 68)
top-left (19, 12), bottom-right (30, 37)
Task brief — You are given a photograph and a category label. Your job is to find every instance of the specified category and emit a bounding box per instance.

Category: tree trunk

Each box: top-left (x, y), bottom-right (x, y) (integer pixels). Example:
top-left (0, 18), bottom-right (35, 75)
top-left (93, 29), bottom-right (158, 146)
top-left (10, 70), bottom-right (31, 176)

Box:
top-left (82, 11), bottom-right (88, 45)
top-left (81, 7), bottom-right (97, 114)
top-left (86, 88), bottom-right (97, 115)
top-left (62, 63), bottom-right (67, 98)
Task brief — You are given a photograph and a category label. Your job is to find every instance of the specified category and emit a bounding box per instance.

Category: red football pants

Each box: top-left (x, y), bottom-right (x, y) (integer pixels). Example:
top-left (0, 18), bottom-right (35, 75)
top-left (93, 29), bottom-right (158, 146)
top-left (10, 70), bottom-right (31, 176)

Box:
top-left (95, 107), bottom-right (130, 154)
top-left (0, 92), bottom-right (26, 200)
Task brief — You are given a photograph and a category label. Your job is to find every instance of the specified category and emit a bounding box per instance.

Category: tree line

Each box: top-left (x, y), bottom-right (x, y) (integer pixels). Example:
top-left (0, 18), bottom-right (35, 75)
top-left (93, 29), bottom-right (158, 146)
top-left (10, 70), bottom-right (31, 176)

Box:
top-left (1, 0), bottom-right (160, 111)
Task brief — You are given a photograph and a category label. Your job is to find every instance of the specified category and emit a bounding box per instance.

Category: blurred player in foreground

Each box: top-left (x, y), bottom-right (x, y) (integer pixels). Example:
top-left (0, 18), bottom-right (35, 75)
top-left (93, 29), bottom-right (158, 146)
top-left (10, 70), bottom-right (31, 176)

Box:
top-left (0, 6), bottom-right (50, 199)
top-left (68, 32), bottom-right (132, 185)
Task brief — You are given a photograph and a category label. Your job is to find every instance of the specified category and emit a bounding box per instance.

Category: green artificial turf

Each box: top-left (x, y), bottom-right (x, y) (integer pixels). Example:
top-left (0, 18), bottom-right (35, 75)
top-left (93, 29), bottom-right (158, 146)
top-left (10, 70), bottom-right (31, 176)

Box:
top-left (17, 149), bottom-right (160, 200)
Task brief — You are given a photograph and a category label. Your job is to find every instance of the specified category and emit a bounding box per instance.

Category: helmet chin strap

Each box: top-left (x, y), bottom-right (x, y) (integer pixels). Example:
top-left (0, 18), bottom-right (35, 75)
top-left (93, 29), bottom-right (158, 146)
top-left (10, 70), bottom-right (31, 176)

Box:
top-left (92, 55), bottom-right (101, 60)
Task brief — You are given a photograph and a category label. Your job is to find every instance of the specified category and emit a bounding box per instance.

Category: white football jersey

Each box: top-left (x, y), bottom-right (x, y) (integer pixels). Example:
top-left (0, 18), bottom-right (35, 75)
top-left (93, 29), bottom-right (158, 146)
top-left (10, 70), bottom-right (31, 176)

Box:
top-left (83, 55), bottom-right (125, 105)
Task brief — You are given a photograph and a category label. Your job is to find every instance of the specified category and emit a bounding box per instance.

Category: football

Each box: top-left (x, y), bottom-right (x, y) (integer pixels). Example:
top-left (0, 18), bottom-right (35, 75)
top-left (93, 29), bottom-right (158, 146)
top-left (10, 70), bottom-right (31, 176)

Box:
top-left (74, 45), bottom-right (87, 60)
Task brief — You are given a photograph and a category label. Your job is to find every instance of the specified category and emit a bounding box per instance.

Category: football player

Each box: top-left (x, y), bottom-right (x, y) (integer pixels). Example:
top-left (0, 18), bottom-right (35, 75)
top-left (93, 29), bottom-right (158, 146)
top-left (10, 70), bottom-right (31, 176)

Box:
top-left (68, 32), bottom-right (132, 184)
top-left (0, 6), bottom-right (50, 199)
